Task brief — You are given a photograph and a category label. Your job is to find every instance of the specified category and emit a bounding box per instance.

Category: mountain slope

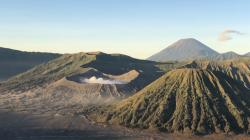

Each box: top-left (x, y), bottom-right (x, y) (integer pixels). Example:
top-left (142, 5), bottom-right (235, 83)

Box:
top-left (0, 52), bottom-right (171, 115)
top-left (213, 51), bottom-right (241, 61)
top-left (89, 68), bottom-right (250, 134)
top-left (245, 52), bottom-right (250, 57)
top-left (0, 47), bottom-right (61, 81)
top-left (183, 58), bottom-right (250, 89)
top-left (0, 52), bottom-right (165, 94)
top-left (148, 38), bottom-right (219, 62)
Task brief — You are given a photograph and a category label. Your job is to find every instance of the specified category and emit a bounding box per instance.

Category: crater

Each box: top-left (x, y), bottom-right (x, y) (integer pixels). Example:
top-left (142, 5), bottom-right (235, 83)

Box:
top-left (66, 69), bottom-right (139, 85)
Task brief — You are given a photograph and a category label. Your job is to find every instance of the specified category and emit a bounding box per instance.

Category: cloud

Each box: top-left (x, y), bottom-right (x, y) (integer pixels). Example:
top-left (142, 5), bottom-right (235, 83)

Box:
top-left (80, 76), bottom-right (126, 84)
top-left (218, 30), bottom-right (244, 42)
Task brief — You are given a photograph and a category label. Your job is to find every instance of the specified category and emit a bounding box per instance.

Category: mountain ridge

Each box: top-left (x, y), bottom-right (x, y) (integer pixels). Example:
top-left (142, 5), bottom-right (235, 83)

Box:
top-left (0, 52), bottom-right (165, 93)
top-left (0, 47), bottom-right (61, 80)
top-left (210, 51), bottom-right (241, 61)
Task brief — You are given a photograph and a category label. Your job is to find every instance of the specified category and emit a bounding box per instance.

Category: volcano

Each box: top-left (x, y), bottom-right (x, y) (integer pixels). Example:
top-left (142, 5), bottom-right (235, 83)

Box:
top-left (0, 52), bottom-right (167, 111)
top-left (148, 38), bottom-right (219, 62)
top-left (92, 68), bottom-right (250, 134)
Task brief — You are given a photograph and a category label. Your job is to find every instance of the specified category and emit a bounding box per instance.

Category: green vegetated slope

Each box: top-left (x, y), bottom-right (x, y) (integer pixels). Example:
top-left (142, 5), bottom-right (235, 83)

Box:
top-left (0, 47), bottom-right (61, 80)
top-left (0, 52), bottom-right (171, 93)
top-left (89, 68), bottom-right (250, 134)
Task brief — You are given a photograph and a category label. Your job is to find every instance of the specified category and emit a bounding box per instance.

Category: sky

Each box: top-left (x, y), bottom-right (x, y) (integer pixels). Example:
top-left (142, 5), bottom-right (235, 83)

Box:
top-left (0, 0), bottom-right (249, 59)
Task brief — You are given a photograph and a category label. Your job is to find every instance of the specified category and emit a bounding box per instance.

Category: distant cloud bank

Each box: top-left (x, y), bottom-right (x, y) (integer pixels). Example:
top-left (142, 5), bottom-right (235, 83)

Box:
top-left (218, 30), bottom-right (245, 42)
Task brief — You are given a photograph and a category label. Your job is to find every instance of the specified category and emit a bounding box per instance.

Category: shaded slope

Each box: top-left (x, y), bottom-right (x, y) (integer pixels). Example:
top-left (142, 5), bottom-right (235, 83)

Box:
top-left (148, 38), bottom-right (219, 62)
top-left (91, 69), bottom-right (250, 134)
top-left (0, 47), bottom-right (61, 80)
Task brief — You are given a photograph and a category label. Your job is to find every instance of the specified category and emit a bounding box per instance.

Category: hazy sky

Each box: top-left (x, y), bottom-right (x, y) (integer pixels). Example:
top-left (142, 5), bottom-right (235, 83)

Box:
top-left (0, 0), bottom-right (249, 59)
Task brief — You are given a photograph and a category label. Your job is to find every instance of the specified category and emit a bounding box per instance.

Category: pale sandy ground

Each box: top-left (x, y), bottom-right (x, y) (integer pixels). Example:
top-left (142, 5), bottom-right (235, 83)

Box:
top-left (0, 92), bottom-right (249, 140)
top-left (0, 109), bottom-right (249, 140)
top-left (0, 109), bottom-right (166, 140)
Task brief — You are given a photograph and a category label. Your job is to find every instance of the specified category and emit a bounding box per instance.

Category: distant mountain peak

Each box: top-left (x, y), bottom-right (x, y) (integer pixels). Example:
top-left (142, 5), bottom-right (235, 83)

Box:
top-left (223, 51), bottom-right (238, 55)
top-left (177, 38), bottom-right (200, 42)
top-left (148, 38), bottom-right (219, 62)
top-left (168, 38), bottom-right (203, 48)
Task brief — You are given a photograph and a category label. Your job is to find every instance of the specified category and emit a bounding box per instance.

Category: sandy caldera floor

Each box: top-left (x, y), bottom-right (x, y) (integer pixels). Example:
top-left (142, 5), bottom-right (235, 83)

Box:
top-left (0, 109), bottom-right (249, 140)
top-left (0, 91), bottom-right (249, 140)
